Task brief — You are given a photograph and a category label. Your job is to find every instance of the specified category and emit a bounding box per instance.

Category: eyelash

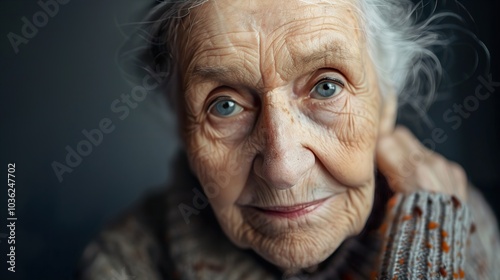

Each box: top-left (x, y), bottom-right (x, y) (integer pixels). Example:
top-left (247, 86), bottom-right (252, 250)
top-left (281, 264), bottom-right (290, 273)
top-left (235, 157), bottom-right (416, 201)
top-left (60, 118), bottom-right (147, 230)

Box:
top-left (315, 76), bottom-right (345, 87)
top-left (207, 95), bottom-right (231, 112)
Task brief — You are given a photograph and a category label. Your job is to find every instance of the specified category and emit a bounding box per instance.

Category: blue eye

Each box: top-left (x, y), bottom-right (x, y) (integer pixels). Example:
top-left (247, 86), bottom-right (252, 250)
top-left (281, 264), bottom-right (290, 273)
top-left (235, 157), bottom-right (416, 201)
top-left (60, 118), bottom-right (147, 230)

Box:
top-left (311, 79), bottom-right (343, 99)
top-left (210, 98), bottom-right (243, 117)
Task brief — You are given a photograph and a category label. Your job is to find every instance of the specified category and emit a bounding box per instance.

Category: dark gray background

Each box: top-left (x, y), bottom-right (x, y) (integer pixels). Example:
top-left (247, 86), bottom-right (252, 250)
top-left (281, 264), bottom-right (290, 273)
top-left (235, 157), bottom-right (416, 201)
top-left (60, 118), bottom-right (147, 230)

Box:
top-left (0, 0), bottom-right (499, 279)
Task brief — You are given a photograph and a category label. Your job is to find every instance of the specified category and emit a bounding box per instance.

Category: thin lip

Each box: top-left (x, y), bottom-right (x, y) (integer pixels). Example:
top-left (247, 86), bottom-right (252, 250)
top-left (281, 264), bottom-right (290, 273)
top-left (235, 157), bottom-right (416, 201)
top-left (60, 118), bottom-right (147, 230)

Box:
top-left (249, 197), bottom-right (330, 217)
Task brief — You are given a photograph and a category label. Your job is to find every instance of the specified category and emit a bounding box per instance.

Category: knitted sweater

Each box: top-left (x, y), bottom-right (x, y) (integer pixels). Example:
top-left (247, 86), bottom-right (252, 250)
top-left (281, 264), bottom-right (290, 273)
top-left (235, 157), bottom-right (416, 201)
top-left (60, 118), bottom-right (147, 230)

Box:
top-left (77, 157), bottom-right (500, 280)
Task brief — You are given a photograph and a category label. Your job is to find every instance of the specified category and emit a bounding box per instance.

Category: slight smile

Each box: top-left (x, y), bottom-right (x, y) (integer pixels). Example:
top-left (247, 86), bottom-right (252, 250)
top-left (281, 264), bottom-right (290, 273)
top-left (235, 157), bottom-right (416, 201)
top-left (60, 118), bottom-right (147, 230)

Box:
top-left (252, 197), bottom-right (331, 219)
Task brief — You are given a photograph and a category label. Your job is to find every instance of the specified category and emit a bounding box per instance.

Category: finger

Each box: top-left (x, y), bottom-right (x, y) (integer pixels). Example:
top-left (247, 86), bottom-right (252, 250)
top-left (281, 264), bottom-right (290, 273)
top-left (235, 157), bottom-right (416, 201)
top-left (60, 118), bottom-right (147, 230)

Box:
top-left (416, 155), bottom-right (463, 199)
top-left (414, 163), bottom-right (441, 193)
top-left (392, 126), bottom-right (433, 166)
top-left (376, 134), bottom-right (415, 193)
top-left (416, 156), bottom-right (448, 193)
top-left (448, 161), bottom-right (468, 201)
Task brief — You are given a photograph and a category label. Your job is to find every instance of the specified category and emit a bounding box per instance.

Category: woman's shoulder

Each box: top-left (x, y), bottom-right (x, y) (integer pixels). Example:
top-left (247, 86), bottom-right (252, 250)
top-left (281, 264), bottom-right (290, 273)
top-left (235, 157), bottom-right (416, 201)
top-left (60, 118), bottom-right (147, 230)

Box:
top-left (76, 189), bottom-right (175, 280)
top-left (76, 153), bottom-right (199, 279)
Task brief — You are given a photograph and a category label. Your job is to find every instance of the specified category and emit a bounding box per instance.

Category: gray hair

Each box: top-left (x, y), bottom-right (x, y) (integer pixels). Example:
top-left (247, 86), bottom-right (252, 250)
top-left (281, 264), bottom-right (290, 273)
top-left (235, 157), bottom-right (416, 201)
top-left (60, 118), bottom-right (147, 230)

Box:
top-left (125, 0), bottom-right (469, 117)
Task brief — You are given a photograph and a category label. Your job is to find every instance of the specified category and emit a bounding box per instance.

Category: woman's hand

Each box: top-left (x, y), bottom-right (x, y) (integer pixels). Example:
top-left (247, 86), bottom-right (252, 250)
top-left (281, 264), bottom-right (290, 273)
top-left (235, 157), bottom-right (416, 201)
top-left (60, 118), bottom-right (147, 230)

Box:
top-left (376, 126), bottom-right (468, 201)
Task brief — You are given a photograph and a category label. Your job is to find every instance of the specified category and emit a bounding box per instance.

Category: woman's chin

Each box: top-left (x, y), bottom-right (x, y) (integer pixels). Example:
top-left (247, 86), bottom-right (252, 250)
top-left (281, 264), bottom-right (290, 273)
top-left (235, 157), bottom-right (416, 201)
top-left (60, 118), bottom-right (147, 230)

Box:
top-left (250, 231), bottom-right (345, 273)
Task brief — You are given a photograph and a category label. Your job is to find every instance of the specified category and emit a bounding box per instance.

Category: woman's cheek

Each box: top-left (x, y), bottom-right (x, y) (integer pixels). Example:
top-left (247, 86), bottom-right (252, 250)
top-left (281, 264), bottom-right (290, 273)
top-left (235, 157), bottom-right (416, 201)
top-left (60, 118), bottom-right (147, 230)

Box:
top-left (205, 110), bottom-right (256, 143)
top-left (191, 142), bottom-right (251, 209)
top-left (317, 152), bottom-right (372, 189)
top-left (307, 93), bottom-right (377, 145)
top-left (312, 98), bottom-right (379, 187)
top-left (324, 192), bottom-right (368, 235)
top-left (345, 187), bottom-right (374, 234)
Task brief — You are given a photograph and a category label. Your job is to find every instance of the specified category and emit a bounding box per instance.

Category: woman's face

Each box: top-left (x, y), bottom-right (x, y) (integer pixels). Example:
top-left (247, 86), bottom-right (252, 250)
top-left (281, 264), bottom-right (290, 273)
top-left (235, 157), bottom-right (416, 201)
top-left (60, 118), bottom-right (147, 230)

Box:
top-left (178, 0), bottom-right (383, 271)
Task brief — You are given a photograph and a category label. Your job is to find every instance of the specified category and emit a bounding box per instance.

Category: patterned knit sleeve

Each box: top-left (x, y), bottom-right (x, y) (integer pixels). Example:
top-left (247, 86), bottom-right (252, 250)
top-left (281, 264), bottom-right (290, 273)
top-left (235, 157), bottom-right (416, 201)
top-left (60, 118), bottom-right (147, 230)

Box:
top-left (375, 191), bottom-right (472, 279)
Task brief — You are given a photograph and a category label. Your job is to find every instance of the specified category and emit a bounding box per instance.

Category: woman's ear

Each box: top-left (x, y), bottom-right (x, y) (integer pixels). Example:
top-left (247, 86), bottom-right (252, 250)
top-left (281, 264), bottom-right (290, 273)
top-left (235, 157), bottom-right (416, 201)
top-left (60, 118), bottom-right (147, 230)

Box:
top-left (379, 91), bottom-right (397, 137)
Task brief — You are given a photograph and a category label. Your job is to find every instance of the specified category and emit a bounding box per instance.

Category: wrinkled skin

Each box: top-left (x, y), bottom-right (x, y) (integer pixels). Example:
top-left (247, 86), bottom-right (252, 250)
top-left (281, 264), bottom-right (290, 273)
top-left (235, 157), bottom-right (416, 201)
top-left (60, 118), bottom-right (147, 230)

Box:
top-left (174, 0), bottom-right (468, 273)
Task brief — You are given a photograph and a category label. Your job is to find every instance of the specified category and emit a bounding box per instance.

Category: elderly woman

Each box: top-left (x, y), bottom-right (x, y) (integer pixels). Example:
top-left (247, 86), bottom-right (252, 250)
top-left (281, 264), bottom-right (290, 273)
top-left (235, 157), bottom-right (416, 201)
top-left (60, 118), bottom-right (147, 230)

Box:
top-left (78, 0), bottom-right (499, 279)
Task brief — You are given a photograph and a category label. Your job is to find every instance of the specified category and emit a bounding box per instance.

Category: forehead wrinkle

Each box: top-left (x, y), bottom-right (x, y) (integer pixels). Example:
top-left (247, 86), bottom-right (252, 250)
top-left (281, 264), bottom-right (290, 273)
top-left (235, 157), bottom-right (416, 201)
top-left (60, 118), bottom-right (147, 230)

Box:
top-left (182, 31), bottom-right (261, 89)
top-left (285, 16), bottom-right (360, 58)
top-left (189, 64), bottom-right (257, 86)
top-left (181, 0), bottom-right (367, 92)
top-left (259, 12), bottom-right (363, 82)
top-left (270, 32), bottom-right (361, 84)
top-left (290, 34), bottom-right (358, 70)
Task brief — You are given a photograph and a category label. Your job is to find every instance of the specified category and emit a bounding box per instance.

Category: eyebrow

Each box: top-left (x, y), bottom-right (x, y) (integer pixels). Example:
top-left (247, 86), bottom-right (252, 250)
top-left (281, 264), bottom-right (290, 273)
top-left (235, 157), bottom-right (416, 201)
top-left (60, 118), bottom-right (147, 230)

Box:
top-left (191, 65), bottom-right (244, 81)
top-left (187, 64), bottom-right (259, 90)
top-left (188, 39), bottom-right (357, 86)
top-left (298, 44), bottom-right (353, 66)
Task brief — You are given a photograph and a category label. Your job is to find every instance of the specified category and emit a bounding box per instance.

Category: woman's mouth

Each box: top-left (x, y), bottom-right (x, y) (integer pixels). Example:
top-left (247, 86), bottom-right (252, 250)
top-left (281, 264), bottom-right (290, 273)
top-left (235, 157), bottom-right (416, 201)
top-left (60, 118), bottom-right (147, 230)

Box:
top-left (251, 197), bottom-right (330, 219)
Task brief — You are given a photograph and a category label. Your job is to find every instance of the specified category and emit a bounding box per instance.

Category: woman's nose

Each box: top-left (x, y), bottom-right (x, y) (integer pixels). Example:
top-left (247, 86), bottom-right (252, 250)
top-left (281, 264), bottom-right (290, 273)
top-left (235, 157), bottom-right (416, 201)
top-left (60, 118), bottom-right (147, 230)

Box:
top-left (253, 94), bottom-right (315, 190)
